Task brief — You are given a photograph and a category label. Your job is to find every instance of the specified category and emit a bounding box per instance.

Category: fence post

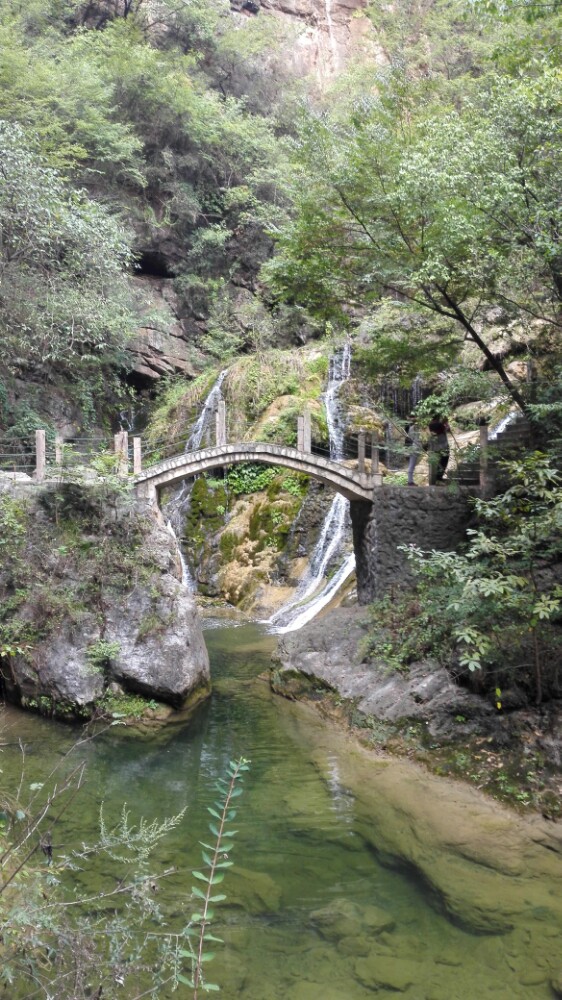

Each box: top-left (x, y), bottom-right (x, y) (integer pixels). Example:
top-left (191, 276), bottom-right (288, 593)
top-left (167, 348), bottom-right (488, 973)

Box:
top-left (303, 410), bottom-right (311, 454)
top-left (55, 435), bottom-right (63, 465)
top-left (357, 430), bottom-right (366, 474)
top-left (215, 400), bottom-right (227, 447)
top-left (297, 415), bottom-right (305, 453)
top-left (133, 436), bottom-right (142, 474)
top-left (114, 431), bottom-right (128, 476)
top-left (479, 423), bottom-right (489, 493)
top-left (35, 429), bottom-right (46, 482)
top-left (371, 432), bottom-right (379, 474)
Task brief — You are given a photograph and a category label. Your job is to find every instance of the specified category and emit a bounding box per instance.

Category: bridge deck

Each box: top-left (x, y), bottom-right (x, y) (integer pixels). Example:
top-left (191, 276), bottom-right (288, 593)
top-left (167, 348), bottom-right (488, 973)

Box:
top-left (135, 443), bottom-right (380, 503)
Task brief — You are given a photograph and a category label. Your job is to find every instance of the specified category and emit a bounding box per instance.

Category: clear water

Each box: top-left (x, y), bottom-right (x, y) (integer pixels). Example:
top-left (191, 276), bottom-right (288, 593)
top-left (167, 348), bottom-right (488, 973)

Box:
top-left (1, 621), bottom-right (560, 998)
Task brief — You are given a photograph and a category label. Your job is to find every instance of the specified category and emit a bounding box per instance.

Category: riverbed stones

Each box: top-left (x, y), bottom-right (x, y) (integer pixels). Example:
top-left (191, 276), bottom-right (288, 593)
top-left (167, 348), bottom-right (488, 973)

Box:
top-left (309, 898), bottom-right (395, 942)
top-left (550, 970), bottom-right (562, 997)
top-left (354, 953), bottom-right (418, 991)
top-left (225, 866), bottom-right (282, 914)
top-left (289, 982), bottom-right (365, 1000)
top-left (337, 933), bottom-right (371, 956)
top-left (319, 744), bottom-right (562, 939)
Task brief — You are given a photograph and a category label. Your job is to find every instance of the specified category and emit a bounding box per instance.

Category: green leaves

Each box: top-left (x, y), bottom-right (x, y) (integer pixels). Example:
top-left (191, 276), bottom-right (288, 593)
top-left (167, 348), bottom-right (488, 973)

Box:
top-left (184, 756), bottom-right (250, 999)
top-left (0, 121), bottom-right (136, 378)
top-left (267, 63), bottom-right (561, 411)
top-left (399, 455), bottom-right (562, 702)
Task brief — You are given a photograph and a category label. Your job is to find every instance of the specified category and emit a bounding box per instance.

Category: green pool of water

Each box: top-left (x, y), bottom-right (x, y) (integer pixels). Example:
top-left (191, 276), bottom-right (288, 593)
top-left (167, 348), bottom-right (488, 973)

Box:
top-left (1, 620), bottom-right (560, 999)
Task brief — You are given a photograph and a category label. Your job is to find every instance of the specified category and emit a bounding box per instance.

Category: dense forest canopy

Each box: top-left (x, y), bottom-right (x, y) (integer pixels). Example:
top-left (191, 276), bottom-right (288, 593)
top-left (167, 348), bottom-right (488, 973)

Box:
top-left (0, 0), bottom-right (560, 407)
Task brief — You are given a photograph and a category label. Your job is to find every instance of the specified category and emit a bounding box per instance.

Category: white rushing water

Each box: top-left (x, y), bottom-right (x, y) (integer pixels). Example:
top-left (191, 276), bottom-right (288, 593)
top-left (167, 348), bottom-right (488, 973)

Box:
top-left (164, 369), bottom-right (228, 590)
top-left (166, 519), bottom-right (190, 587)
top-left (269, 343), bottom-right (355, 633)
top-left (186, 369), bottom-right (228, 451)
top-left (489, 410), bottom-right (517, 440)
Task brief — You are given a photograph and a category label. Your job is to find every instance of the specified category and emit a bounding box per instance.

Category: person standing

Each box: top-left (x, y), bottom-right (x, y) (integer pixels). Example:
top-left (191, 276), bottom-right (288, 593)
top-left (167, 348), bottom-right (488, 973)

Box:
top-left (428, 415), bottom-right (450, 482)
top-left (405, 413), bottom-right (422, 486)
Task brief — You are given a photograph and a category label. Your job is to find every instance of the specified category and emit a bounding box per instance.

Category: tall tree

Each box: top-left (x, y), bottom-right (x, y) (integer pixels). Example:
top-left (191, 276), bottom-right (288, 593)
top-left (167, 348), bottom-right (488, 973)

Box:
top-left (265, 69), bottom-right (562, 411)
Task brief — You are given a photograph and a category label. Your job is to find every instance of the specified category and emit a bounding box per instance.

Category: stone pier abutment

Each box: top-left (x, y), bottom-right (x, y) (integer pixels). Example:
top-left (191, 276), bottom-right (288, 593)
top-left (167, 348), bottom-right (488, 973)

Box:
top-left (351, 486), bottom-right (477, 604)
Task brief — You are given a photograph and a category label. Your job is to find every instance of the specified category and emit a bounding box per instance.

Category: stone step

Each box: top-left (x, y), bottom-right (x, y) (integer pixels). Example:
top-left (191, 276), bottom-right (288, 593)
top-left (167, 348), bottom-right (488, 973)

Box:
top-left (493, 430), bottom-right (531, 441)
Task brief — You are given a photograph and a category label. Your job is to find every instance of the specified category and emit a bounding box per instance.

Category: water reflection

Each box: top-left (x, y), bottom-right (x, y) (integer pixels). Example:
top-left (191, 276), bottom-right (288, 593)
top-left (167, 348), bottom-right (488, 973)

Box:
top-left (1, 622), bottom-right (560, 999)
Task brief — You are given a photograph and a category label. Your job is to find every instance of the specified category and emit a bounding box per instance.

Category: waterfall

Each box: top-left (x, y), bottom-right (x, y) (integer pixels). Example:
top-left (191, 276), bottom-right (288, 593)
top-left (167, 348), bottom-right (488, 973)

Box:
top-left (324, 0), bottom-right (338, 62)
top-left (186, 369), bottom-right (228, 451)
top-left (166, 520), bottom-right (190, 587)
top-left (269, 343), bottom-right (355, 633)
top-left (489, 410), bottom-right (517, 440)
top-left (163, 369), bottom-right (228, 591)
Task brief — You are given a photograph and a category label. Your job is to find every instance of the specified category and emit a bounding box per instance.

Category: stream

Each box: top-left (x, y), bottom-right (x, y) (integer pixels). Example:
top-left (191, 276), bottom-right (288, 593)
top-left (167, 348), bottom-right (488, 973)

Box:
top-left (1, 619), bottom-right (561, 998)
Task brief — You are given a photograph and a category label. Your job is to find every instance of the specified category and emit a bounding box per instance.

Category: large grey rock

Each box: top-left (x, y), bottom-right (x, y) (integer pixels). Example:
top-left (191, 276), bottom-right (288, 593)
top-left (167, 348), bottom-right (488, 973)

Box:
top-left (105, 575), bottom-right (209, 705)
top-left (8, 616), bottom-right (105, 710)
top-left (1, 490), bottom-right (210, 717)
top-left (273, 607), bottom-right (493, 738)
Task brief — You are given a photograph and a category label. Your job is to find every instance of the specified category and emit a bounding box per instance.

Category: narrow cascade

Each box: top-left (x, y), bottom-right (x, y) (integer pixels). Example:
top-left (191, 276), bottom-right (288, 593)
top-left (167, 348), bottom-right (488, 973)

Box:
top-left (186, 369), bottom-right (228, 451)
top-left (163, 370), bottom-right (228, 591)
top-left (166, 519), bottom-right (189, 587)
top-left (269, 343), bottom-right (355, 633)
top-left (489, 410), bottom-right (517, 440)
top-left (324, 0), bottom-right (338, 62)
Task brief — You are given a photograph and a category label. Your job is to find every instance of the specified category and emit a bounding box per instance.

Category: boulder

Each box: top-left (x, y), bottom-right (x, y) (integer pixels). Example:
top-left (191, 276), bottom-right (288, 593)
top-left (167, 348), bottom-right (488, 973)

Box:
top-left (355, 954), bottom-right (418, 992)
top-left (0, 487), bottom-right (210, 718)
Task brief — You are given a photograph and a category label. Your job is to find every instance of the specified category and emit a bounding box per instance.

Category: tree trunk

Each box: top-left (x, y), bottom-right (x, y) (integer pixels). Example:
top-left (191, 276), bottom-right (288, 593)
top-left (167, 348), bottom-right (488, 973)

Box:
top-left (435, 289), bottom-right (528, 414)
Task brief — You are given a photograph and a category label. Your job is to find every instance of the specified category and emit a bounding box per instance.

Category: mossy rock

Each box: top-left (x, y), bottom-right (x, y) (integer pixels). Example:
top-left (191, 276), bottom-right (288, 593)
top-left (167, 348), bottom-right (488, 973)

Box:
top-left (219, 529), bottom-right (240, 561)
top-left (248, 495), bottom-right (301, 552)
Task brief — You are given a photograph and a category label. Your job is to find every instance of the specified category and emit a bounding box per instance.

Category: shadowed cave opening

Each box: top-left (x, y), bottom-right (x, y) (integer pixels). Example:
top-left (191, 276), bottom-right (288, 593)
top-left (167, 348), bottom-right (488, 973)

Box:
top-left (135, 250), bottom-right (174, 278)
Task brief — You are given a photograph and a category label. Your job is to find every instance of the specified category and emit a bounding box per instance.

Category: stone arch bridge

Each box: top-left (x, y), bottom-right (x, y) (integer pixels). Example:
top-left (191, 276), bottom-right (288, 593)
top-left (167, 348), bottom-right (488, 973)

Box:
top-left (133, 440), bottom-right (474, 607)
top-left (134, 442), bottom-right (379, 504)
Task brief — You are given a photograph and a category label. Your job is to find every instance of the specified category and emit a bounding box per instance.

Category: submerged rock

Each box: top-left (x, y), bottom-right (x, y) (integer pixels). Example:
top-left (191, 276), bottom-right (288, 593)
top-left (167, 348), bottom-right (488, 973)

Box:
top-left (355, 954), bottom-right (418, 992)
top-left (273, 606), bottom-right (562, 943)
top-left (310, 898), bottom-right (395, 942)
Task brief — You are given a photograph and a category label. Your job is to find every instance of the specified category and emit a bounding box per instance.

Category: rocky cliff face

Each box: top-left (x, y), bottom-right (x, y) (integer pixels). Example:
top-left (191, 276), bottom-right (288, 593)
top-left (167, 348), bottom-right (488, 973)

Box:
top-left (0, 477), bottom-right (210, 719)
top-left (236, 0), bottom-right (384, 83)
top-left (128, 277), bottom-right (198, 384)
top-left (123, 0), bottom-right (384, 386)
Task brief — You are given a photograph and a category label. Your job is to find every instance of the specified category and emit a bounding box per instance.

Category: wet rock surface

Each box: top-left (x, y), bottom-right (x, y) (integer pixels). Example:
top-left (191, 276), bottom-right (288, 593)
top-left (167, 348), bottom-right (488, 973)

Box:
top-left (272, 605), bottom-right (562, 819)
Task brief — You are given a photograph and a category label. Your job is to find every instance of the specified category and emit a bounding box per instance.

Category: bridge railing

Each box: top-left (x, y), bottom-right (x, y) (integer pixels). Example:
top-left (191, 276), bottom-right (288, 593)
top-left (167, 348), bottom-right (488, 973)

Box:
top-left (2, 412), bottom-right (496, 491)
top-left (0, 422), bottom-right (390, 484)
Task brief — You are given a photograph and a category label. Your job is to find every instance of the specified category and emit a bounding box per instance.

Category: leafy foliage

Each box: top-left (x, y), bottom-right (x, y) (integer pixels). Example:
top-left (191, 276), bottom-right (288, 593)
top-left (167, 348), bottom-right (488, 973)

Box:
top-left (226, 463), bottom-right (278, 495)
top-left (0, 737), bottom-right (188, 998)
top-left (0, 121), bottom-right (136, 376)
top-left (368, 454), bottom-right (562, 703)
top-left (179, 757), bottom-right (250, 997)
top-left (1, 723), bottom-right (250, 998)
top-left (265, 67), bottom-right (561, 411)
